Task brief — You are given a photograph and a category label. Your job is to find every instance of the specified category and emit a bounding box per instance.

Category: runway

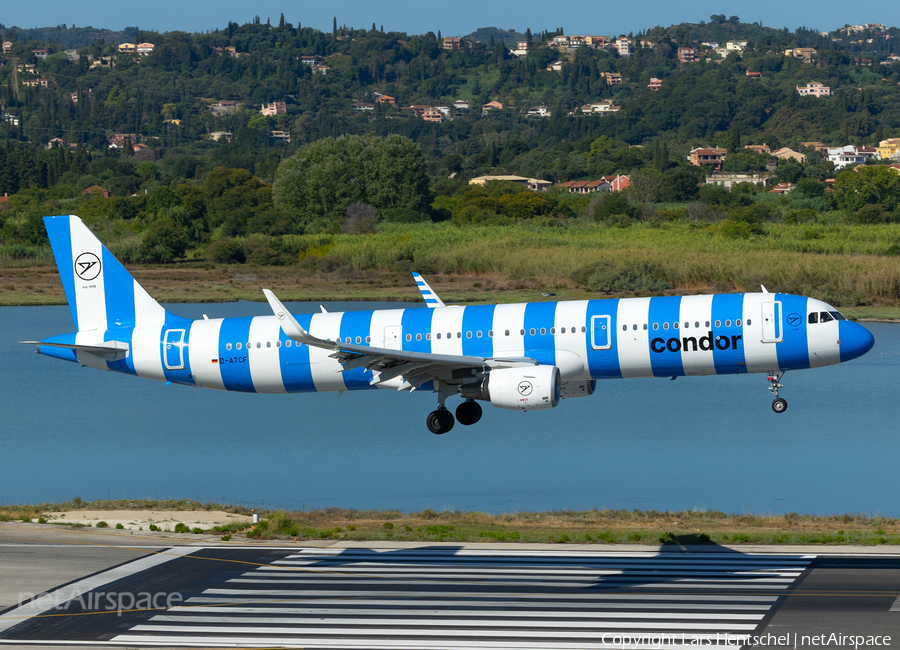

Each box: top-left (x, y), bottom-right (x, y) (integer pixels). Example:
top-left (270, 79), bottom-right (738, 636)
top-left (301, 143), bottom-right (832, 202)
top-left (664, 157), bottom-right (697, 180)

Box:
top-left (0, 529), bottom-right (898, 648)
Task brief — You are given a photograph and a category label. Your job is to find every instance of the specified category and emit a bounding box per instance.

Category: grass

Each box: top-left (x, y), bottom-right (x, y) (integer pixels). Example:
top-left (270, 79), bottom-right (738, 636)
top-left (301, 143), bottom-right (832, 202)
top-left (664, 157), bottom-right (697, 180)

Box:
top-left (4, 222), bottom-right (900, 314)
top-left (6, 499), bottom-right (900, 545)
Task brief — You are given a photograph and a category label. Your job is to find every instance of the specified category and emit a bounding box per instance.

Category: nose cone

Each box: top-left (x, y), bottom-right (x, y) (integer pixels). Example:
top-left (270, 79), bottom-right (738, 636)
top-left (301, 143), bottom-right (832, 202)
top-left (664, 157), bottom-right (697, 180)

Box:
top-left (839, 321), bottom-right (875, 362)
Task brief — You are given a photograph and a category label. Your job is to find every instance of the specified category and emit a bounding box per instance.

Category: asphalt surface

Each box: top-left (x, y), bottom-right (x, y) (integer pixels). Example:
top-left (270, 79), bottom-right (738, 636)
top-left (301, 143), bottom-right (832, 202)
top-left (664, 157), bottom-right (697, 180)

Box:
top-left (1, 523), bottom-right (899, 648)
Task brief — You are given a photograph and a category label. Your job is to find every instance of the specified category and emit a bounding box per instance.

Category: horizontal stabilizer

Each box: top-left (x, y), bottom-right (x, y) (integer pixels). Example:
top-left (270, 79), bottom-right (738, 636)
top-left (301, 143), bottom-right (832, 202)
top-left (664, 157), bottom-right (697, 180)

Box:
top-left (21, 339), bottom-right (129, 361)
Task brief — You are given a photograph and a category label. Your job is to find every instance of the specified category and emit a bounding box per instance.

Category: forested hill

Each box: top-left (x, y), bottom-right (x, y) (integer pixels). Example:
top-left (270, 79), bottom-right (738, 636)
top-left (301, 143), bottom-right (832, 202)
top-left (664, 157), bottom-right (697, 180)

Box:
top-left (0, 24), bottom-right (134, 49)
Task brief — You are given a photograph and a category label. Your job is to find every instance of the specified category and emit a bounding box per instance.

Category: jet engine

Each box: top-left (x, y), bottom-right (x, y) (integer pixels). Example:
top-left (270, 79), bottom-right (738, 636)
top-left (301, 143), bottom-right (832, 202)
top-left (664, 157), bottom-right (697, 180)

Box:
top-left (460, 365), bottom-right (561, 411)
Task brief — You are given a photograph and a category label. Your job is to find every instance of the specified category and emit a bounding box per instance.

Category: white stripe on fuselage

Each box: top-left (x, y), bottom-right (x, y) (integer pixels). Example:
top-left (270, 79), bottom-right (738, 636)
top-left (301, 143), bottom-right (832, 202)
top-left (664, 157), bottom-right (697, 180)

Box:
top-left (680, 295), bottom-right (715, 376)
top-left (616, 298), bottom-right (652, 378)
top-left (189, 318), bottom-right (225, 390)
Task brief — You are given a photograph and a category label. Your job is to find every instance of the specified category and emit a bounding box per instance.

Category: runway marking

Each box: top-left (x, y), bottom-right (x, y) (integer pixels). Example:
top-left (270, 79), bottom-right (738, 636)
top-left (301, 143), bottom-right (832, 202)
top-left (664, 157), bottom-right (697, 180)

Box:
top-left (890, 596), bottom-right (900, 611)
top-left (106, 550), bottom-right (811, 648)
top-left (0, 546), bottom-right (196, 634)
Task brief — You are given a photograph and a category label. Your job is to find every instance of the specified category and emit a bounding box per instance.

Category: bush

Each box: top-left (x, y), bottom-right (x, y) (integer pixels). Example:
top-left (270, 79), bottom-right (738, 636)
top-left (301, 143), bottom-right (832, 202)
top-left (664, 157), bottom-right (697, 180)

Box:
top-left (854, 204), bottom-right (897, 224)
top-left (382, 522), bottom-right (394, 530)
top-left (581, 261), bottom-right (673, 294)
top-left (591, 191), bottom-right (637, 221)
top-left (381, 207), bottom-right (429, 223)
top-left (115, 523), bottom-right (124, 529)
top-left (221, 534), bottom-right (231, 541)
top-left (192, 527), bottom-right (204, 534)
top-left (719, 219), bottom-right (753, 239)
top-left (206, 238), bottom-right (246, 263)
top-left (149, 524), bottom-right (160, 532)
top-left (140, 217), bottom-right (190, 262)
top-left (95, 521), bottom-right (109, 528)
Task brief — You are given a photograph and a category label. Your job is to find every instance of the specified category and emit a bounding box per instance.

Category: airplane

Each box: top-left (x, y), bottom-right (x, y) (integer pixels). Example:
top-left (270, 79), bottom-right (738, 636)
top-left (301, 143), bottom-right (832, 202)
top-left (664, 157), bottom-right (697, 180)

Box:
top-left (25, 215), bottom-right (875, 434)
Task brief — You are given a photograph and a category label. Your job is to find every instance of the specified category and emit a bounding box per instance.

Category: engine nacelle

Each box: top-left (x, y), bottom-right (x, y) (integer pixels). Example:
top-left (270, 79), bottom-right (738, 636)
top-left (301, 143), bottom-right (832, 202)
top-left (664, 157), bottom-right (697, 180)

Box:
top-left (559, 380), bottom-right (596, 399)
top-left (462, 366), bottom-right (561, 411)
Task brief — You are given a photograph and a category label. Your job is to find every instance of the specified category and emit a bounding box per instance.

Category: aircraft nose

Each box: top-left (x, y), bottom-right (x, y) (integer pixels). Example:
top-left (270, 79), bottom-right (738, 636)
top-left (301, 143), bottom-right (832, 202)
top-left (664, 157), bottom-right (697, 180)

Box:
top-left (839, 321), bottom-right (875, 362)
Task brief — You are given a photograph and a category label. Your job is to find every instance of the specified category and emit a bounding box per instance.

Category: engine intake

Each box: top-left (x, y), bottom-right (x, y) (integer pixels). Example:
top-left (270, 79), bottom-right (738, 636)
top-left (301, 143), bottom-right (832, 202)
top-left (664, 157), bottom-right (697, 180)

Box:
top-left (461, 366), bottom-right (561, 411)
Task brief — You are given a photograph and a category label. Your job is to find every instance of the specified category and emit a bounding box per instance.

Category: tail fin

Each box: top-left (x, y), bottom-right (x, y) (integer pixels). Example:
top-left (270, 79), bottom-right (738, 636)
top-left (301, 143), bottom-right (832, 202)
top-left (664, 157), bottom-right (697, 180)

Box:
top-left (44, 215), bottom-right (168, 332)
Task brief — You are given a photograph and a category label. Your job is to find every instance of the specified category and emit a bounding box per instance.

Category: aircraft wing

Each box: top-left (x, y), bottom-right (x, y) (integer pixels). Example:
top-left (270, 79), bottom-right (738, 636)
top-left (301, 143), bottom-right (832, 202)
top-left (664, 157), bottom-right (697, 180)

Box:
top-left (412, 272), bottom-right (445, 308)
top-left (262, 289), bottom-right (535, 390)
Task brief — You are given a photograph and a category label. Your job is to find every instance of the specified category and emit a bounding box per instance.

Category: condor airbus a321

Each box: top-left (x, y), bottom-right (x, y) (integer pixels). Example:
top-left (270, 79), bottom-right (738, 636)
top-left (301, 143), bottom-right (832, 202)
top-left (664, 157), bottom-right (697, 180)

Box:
top-left (27, 215), bottom-right (875, 434)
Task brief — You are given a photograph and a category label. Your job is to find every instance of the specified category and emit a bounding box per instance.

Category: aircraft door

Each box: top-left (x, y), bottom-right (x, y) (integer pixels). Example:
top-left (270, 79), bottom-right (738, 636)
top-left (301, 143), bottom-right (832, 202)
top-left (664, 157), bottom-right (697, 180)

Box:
top-left (163, 329), bottom-right (185, 370)
top-left (590, 315), bottom-right (611, 350)
top-left (761, 301), bottom-right (782, 343)
top-left (384, 325), bottom-right (402, 350)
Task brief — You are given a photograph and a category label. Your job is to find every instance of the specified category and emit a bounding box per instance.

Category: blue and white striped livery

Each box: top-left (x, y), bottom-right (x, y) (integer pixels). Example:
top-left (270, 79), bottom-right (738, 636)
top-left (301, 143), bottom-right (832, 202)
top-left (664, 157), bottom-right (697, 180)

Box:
top-left (412, 272), bottom-right (445, 308)
top-left (28, 215), bottom-right (876, 433)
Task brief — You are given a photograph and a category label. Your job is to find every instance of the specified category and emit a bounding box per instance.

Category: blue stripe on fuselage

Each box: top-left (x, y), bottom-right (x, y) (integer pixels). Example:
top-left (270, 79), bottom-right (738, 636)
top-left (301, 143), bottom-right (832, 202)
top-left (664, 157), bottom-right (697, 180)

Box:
top-left (585, 298), bottom-right (621, 378)
top-left (461, 304), bottom-right (496, 357)
top-left (401, 307), bottom-right (434, 353)
top-left (776, 294), bottom-right (810, 370)
top-left (647, 296), bottom-right (684, 377)
top-left (160, 313), bottom-right (195, 386)
top-left (279, 312), bottom-right (316, 393)
top-left (523, 302), bottom-right (556, 366)
top-left (711, 293), bottom-right (747, 374)
top-left (217, 316), bottom-right (255, 392)
top-left (340, 310), bottom-right (375, 388)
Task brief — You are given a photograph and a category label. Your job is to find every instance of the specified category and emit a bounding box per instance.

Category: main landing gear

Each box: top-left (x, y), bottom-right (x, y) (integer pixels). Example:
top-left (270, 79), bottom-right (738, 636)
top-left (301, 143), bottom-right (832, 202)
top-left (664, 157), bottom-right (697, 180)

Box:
top-left (455, 400), bottom-right (483, 426)
top-left (767, 371), bottom-right (788, 414)
top-left (426, 406), bottom-right (455, 435)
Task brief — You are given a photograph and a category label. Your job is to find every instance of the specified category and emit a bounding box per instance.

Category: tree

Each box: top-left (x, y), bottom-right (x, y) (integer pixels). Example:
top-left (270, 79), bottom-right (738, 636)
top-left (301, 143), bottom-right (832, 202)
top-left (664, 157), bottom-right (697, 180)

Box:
top-left (140, 217), bottom-right (189, 262)
top-left (834, 166), bottom-right (900, 213)
top-left (273, 135), bottom-right (431, 233)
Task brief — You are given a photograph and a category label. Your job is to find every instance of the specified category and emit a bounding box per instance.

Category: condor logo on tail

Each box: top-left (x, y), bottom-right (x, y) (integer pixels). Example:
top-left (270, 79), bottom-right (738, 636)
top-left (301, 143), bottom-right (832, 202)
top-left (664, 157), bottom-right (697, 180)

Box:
top-left (650, 331), bottom-right (742, 354)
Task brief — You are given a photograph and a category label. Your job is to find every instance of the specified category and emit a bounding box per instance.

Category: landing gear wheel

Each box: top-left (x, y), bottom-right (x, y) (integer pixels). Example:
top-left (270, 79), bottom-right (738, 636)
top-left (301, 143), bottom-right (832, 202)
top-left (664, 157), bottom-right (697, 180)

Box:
top-left (426, 408), bottom-right (455, 434)
top-left (772, 398), bottom-right (788, 414)
top-left (456, 400), bottom-right (483, 426)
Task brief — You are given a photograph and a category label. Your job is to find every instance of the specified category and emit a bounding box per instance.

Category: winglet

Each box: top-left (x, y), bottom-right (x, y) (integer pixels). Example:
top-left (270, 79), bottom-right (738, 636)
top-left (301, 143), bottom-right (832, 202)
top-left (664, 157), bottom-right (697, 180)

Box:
top-left (412, 272), bottom-right (445, 308)
top-left (263, 289), bottom-right (331, 349)
top-left (761, 285), bottom-right (769, 294)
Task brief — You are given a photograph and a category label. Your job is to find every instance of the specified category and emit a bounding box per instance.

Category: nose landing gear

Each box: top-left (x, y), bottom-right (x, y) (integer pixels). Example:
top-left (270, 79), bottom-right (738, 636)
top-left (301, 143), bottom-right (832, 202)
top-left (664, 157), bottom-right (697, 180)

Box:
top-left (767, 372), bottom-right (787, 413)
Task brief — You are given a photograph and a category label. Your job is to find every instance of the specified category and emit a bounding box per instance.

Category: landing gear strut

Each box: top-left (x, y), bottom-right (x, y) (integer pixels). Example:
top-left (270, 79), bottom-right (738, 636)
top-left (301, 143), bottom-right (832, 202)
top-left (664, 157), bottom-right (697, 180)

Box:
top-left (456, 400), bottom-right (483, 426)
top-left (767, 372), bottom-right (788, 414)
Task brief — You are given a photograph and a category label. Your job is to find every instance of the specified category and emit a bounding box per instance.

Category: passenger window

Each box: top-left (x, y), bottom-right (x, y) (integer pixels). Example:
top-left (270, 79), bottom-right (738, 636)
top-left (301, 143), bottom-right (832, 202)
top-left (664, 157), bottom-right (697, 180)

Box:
top-left (457, 332), bottom-right (461, 338)
top-left (747, 319), bottom-right (751, 325)
top-left (406, 334), bottom-right (412, 342)
top-left (266, 341), bottom-right (271, 348)
top-left (725, 320), bottom-right (731, 327)
top-left (505, 330), bottom-right (510, 336)
top-left (530, 328), bottom-right (536, 336)
top-left (286, 340), bottom-right (292, 348)
top-left (477, 331), bottom-right (483, 338)
top-left (520, 329), bottom-right (525, 335)
top-left (550, 327), bottom-right (556, 334)
top-left (540, 328), bottom-right (546, 335)
top-left (581, 326), bottom-right (586, 332)
top-left (256, 342), bottom-right (261, 348)
top-left (695, 322), bottom-right (700, 328)
top-left (426, 333), bottom-right (431, 340)
top-left (705, 321), bottom-right (710, 327)
top-left (643, 324), bottom-right (648, 330)
top-left (356, 336), bottom-right (362, 344)
top-left (416, 333), bottom-right (422, 341)
top-left (684, 322), bottom-right (689, 329)
top-left (466, 331), bottom-right (472, 339)
top-left (820, 312), bottom-right (834, 323)
top-left (226, 343), bottom-right (232, 351)
top-left (622, 324), bottom-right (627, 331)
top-left (653, 323), bottom-right (659, 330)
top-left (736, 319), bottom-right (742, 327)
top-left (448, 332), bottom-right (453, 339)
top-left (663, 322), bottom-right (669, 330)
top-left (437, 333), bottom-right (442, 339)
top-left (674, 322), bottom-right (679, 329)
top-left (715, 320), bottom-right (721, 327)
top-left (276, 340), bottom-right (282, 348)
top-left (632, 324), bottom-right (637, 331)
top-left (366, 336), bottom-right (371, 343)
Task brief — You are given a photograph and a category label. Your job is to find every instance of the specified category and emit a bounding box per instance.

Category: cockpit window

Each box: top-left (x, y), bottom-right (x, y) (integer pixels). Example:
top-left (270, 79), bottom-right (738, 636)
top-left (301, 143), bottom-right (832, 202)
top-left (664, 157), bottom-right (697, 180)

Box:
top-left (830, 311), bottom-right (847, 321)
top-left (808, 313), bottom-right (818, 324)
top-left (819, 311), bottom-right (834, 323)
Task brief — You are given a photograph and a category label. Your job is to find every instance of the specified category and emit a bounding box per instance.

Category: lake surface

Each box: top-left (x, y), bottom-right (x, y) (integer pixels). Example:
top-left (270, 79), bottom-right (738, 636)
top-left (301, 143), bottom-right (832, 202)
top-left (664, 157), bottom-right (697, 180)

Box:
top-left (2, 301), bottom-right (898, 516)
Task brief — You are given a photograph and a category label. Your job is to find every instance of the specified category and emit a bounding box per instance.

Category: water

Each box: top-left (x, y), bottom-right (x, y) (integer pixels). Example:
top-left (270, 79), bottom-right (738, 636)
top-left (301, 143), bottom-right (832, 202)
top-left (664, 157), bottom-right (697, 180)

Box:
top-left (2, 301), bottom-right (898, 516)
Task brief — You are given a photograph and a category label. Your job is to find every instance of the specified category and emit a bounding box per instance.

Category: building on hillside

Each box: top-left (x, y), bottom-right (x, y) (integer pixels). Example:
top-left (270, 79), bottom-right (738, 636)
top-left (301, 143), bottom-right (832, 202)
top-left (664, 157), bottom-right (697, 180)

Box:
top-left (21, 78), bottom-right (49, 88)
top-left (510, 41), bottom-right (531, 57)
top-left (799, 141), bottom-right (828, 156)
top-left (70, 90), bottom-right (95, 104)
top-left (82, 185), bottom-right (112, 198)
top-left (705, 172), bottom-right (771, 189)
top-left (45, 137), bottom-right (76, 150)
top-left (771, 147), bottom-right (807, 163)
top-left (600, 71), bottom-right (623, 85)
top-left (745, 144), bottom-right (771, 155)
top-left (89, 56), bottom-right (113, 69)
top-left (726, 40), bottom-right (748, 52)
top-left (452, 100), bottom-right (469, 110)
top-left (482, 100), bottom-right (504, 114)
top-left (615, 37), bottom-right (634, 56)
top-left (827, 145), bottom-right (877, 168)
top-left (209, 131), bottom-right (233, 143)
top-left (2, 41), bottom-right (12, 54)
top-left (745, 70), bottom-right (762, 78)
top-left (136, 43), bottom-right (155, 56)
top-left (31, 49), bottom-right (49, 59)
top-left (422, 108), bottom-right (444, 123)
top-left (469, 175), bottom-right (552, 192)
top-left (769, 183), bottom-right (796, 194)
top-left (876, 138), bottom-right (900, 160)
top-left (118, 43), bottom-right (136, 54)
top-left (270, 130), bottom-right (291, 143)
top-left (785, 48), bottom-right (817, 62)
top-left (579, 101), bottom-right (620, 114)
top-left (796, 82), bottom-right (831, 97)
top-left (546, 60), bottom-right (564, 72)
top-left (526, 105), bottom-right (551, 117)
top-left (602, 175), bottom-right (631, 192)
top-left (260, 101), bottom-right (286, 116)
top-left (374, 94), bottom-right (396, 105)
top-left (647, 77), bottom-right (663, 91)
top-left (442, 36), bottom-right (461, 50)
top-left (351, 102), bottom-right (375, 111)
top-left (312, 64), bottom-right (330, 75)
top-left (558, 180), bottom-right (612, 194)
top-left (688, 147), bottom-right (727, 170)
top-left (300, 55), bottom-right (318, 65)
top-left (677, 47), bottom-right (696, 63)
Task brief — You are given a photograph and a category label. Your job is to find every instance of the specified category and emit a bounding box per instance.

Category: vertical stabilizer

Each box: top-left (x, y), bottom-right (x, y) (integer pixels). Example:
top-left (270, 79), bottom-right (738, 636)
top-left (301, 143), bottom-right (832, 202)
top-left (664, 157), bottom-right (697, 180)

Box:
top-left (43, 215), bottom-right (168, 332)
